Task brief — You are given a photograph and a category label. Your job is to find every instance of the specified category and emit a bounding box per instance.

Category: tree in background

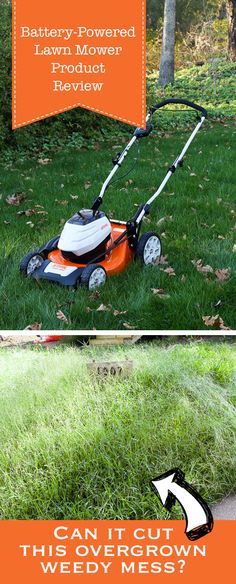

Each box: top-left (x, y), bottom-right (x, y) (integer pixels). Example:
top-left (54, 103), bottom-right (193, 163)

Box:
top-left (158, 0), bottom-right (176, 86)
top-left (227, 0), bottom-right (236, 57)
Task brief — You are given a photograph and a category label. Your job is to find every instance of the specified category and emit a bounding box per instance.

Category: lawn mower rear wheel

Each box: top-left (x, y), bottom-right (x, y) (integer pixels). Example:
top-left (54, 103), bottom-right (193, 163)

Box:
top-left (136, 232), bottom-right (162, 265)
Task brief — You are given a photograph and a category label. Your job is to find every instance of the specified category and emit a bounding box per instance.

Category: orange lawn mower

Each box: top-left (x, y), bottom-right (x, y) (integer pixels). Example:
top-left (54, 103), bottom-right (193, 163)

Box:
top-left (20, 99), bottom-right (207, 291)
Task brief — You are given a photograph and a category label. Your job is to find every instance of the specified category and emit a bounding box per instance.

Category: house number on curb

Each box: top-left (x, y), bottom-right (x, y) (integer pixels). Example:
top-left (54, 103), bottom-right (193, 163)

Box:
top-left (87, 360), bottom-right (133, 377)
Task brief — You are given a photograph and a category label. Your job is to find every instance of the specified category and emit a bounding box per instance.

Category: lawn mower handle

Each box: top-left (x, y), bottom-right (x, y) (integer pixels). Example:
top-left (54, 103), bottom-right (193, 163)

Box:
top-left (149, 99), bottom-right (207, 118)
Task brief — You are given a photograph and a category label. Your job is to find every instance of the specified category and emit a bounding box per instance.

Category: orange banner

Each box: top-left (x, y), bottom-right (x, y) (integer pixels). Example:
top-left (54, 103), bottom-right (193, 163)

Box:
top-left (12, 0), bottom-right (146, 129)
top-left (0, 520), bottom-right (235, 583)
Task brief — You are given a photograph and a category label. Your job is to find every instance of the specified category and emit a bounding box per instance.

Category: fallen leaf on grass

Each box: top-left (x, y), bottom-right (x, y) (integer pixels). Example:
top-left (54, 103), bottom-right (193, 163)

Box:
top-left (113, 309), bottom-right (128, 316)
top-left (6, 192), bottom-right (25, 205)
top-left (151, 288), bottom-right (170, 299)
top-left (192, 259), bottom-right (213, 275)
top-left (56, 310), bottom-right (68, 324)
top-left (215, 268), bottom-right (230, 282)
top-left (3, 220), bottom-right (10, 225)
top-left (202, 315), bottom-right (231, 330)
top-left (26, 221), bottom-right (34, 228)
top-left (17, 208), bottom-right (36, 217)
top-left (70, 195), bottom-right (79, 200)
top-left (157, 215), bottom-right (173, 226)
top-left (96, 303), bottom-right (112, 312)
top-left (123, 322), bottom-right (136, 330)
top-left (84, 181), bottom-right (91, 190)
top-left (162, 267), bottom-right (176, 277)
top-left (233, 244), bottom-right (236, 253)
top-left (38, 158), bottom-right (51, 165)
top-left (158, 255), bottom-right (168, 265)
top-left (24, 322), bottom-right (42, 330)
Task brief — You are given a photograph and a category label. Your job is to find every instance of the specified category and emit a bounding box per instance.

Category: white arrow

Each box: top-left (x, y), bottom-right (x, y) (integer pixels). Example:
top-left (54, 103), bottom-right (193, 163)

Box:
top-left (152, 468), bottom-right (213, 540)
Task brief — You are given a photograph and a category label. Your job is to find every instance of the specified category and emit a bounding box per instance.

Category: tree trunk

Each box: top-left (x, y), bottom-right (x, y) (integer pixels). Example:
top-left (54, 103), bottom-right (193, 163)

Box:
top-left (158, 0), bottom-right (176, 86)
top-left (227, 0), bottom-right (236, 59)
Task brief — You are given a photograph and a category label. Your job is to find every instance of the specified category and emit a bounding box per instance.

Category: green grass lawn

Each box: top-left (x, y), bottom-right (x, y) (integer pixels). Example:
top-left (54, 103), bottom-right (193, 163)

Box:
top-left (0, 120), bottom-right (235, 330)
top-left (0, 341), bottom-right (235, 520)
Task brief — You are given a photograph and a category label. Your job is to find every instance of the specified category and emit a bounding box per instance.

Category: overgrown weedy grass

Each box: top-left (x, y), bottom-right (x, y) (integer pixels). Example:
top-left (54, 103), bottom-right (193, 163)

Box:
top-left (0, 342), bottom-right (235, 519)
top-left (0, 122), bottom-right (235, 330)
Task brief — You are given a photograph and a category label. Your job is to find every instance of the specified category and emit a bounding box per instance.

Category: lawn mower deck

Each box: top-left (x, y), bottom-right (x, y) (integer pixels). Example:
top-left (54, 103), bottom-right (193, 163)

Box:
top-left (31, 221), bottom-right (134, 288)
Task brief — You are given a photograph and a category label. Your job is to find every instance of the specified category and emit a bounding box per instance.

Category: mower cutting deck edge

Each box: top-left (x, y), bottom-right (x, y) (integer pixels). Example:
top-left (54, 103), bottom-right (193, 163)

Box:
top-left (20, 98), bottom-right (207, 291)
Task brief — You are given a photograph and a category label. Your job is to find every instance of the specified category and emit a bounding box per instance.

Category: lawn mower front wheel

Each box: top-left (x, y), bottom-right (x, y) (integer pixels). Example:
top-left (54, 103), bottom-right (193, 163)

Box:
top-left (80, 264), bottom-right (107, 290)
top-left (20, 251), bottom-right (44, 276)
top-left (136, 232), bottom-right (162, 266)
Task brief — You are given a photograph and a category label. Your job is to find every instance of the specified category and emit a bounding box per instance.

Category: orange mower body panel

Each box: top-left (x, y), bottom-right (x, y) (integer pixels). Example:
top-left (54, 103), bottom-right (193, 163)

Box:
top-left (48, 222), bottom-right (134, 276)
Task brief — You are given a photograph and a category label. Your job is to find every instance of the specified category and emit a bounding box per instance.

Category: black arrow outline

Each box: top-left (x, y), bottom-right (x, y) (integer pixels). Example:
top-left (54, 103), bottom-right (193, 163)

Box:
top-left (151, 468), bottom-right (214, 541)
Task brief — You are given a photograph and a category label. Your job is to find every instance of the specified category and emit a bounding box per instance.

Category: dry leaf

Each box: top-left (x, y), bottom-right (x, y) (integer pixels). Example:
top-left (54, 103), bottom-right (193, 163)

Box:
top-left (6, 192), bottom-right (25, 206)
top-left (84, 181), bottom-right (91, 190)
top-left (17, 208), bottom-right (36, 217)
top-left (24, 322), bottom-right (42, 330)
top-left (113, 309), bottom-right (128, 316)
top-left (38, 158), bottom-right (51, 165)
top-left (202, 315), bottom-right (230, 330)
top-left (96, 304), bottom-right (112, 312)
top-left (4, 220), bottom-right (10, 225)
top-left (192, 259), bottom-right (213, 275)
top-left (151, 288), bottom-right (170, 299)
top-left (123, 322), bottom-right (136, 330)
top-left (215, 268), bottom-right (230, 282)
top-left (56, 310), bottom-right (68, 324)
top-left (158, 255), bottom-right (168, 265)
top-left (233, 244), bottom-right (236, 253)
top-left (163, 267), bottom-right (176, 277)
top-left (157, 217), bottom-right (166, 226)
top-left (70, 195), bottom-right (79, 200)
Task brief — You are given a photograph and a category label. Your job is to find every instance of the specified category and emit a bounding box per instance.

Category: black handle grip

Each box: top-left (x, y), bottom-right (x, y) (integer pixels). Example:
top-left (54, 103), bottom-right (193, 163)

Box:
top-left (149, 99), bottom-right (207, 118)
